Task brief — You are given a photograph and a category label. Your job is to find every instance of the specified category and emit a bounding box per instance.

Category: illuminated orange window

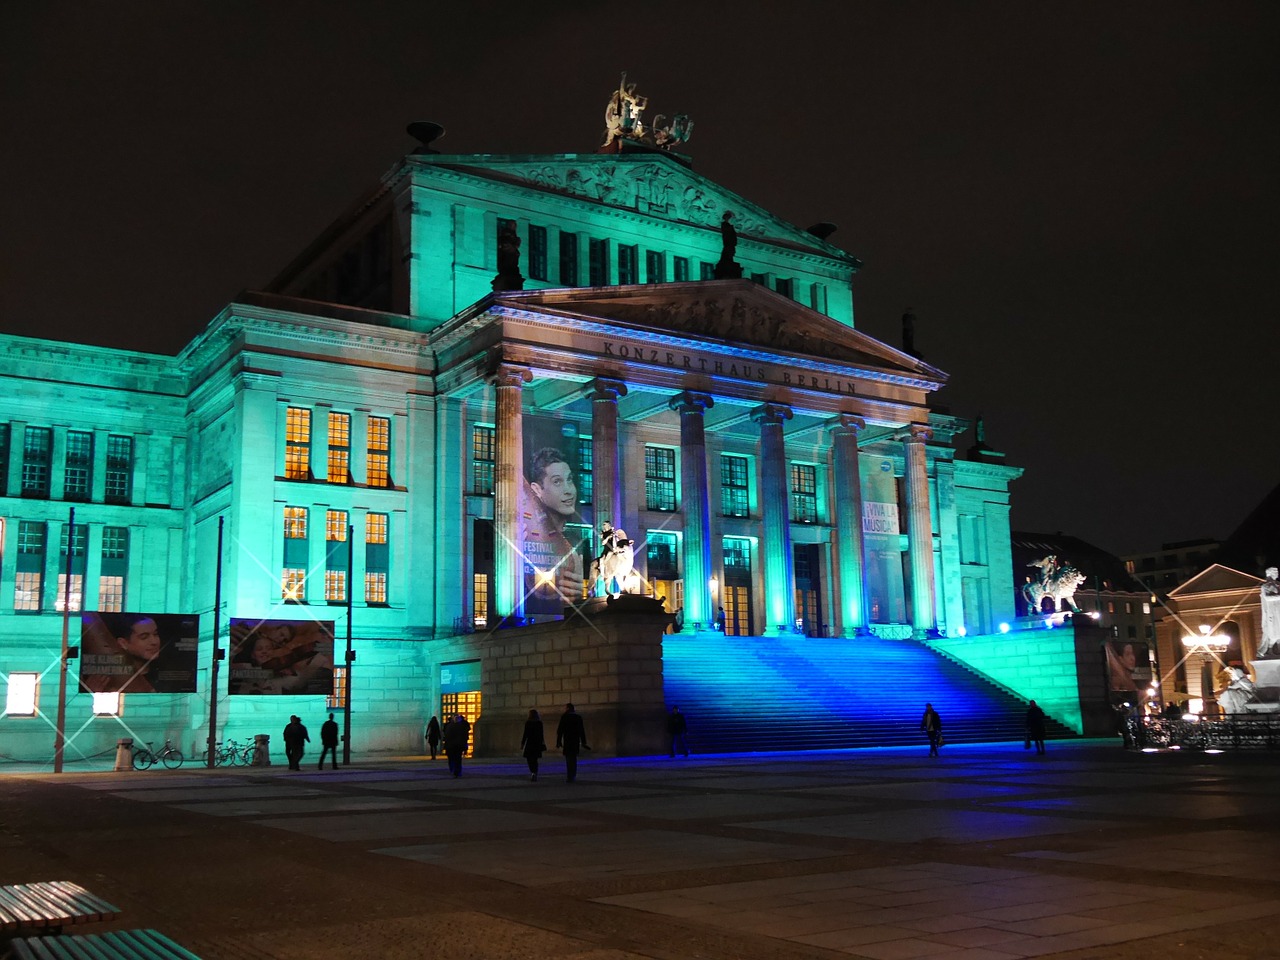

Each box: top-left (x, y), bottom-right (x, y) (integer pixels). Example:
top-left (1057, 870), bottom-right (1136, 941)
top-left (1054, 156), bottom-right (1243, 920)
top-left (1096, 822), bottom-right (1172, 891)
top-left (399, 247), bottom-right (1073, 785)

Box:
top-left (367, 416), bottom-right (390, 487)
top-left (327, 412), bottom-right (350, 484)
top-left (285, 408), bottom-right (311, 479)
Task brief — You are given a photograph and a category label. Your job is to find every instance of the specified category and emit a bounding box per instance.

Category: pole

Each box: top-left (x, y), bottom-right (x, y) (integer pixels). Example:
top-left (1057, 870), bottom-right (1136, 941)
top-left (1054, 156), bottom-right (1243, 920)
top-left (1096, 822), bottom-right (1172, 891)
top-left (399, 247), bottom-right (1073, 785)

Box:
top-left (342, 522), bottom-right (354, 766)
top-left (206, 517), bottom-right (225, 768)
top-left (53, 506), bottom-right (75, 774)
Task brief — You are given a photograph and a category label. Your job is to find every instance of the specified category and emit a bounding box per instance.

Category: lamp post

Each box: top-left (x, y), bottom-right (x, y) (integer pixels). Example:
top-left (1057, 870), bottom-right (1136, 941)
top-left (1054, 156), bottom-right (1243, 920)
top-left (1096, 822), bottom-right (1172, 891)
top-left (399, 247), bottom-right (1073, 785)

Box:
top-left (1181, 624), bottom-right (1230, 713)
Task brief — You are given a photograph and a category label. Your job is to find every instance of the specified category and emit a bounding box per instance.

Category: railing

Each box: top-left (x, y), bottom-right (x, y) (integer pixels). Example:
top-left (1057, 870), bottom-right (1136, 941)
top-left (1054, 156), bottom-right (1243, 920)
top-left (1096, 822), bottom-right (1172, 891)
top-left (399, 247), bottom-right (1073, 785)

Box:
top-left (1135, 715), bottom-right (1280, 750)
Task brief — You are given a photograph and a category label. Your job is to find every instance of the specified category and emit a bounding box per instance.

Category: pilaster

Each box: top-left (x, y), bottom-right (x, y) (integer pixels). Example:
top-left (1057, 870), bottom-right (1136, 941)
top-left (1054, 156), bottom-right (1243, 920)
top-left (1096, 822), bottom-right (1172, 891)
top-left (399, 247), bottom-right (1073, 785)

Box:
top-left (829, 414), bottom-right (869, 637)
top-left (670, 391), bottom-right (714, 630)
top-left (903, 425), bottom-right (938, 638)
top-left (751, 403), bottom-right (795, 634)
top-left (490, 363), bottom-right (531, 621)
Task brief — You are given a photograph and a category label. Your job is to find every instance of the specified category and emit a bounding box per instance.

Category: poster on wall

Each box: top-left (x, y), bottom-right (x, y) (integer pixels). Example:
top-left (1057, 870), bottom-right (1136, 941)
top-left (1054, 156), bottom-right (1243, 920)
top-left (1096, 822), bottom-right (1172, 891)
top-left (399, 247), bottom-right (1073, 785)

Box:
top-left (228, 618), bottom-right (335, 695)
top-left (520, 414), bottom-right (591, 618)
top-left (861, 458), bottom-right (907, 623)
top-left (1105, 640), bottom-right (1151, 694)
top-left (79, 612), bottom-right (200, 694)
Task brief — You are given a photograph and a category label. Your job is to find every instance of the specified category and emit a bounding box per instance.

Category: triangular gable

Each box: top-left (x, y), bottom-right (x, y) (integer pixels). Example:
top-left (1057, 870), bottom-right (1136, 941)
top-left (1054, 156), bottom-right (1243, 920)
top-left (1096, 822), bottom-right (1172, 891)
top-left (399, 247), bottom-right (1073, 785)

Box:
top-left (1169, 563), bottom-right (1263, 598)
top-left (413, 153), bottom-right (858, 264)
top-left (490, 281), bottom-right (946, 386)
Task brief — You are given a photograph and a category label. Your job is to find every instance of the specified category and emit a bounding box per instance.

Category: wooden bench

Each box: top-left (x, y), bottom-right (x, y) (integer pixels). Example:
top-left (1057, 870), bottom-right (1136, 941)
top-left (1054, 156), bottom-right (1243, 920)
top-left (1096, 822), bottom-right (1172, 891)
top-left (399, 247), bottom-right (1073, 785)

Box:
top-left (0, 882), bottom-right (121, 937)
top-left (9, 929), bottom-right (201, 960)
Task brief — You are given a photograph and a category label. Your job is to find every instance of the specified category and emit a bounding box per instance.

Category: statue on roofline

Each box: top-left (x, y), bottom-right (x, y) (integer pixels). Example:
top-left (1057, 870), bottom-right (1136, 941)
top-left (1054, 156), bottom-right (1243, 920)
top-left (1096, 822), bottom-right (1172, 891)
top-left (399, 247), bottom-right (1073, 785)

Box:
top-left (601, 73), bottom-right (692, 151)
top-left (1260, 566), bottom-right (1280, 659)
top-left (1022, 555), bottom-right (1086, 615)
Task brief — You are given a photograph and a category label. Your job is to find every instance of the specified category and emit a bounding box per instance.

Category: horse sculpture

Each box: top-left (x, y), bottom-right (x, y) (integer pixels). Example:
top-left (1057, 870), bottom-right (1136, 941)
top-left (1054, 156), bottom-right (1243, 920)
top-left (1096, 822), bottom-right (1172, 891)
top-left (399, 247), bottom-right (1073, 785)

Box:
top-left (1021, 555), bottom-right (1086, 615)
top-left (589, 523), bottom-right (635, 598)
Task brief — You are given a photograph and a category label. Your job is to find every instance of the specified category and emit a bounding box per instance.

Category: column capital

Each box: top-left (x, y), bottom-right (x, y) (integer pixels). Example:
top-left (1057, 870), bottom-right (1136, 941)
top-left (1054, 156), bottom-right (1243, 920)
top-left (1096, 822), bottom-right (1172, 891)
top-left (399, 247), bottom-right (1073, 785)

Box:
top-left (828, 413), bottom-right (867, 437)
top-left (750, 402), bottom-right (793, 426)
top-left (487, 363), bottom-right (532, 389)
top-left (903, 423), bottom-right (933, 444)
top-left (669, 390), bottom-right (715, 415)
top-left (589, 377), bottom-right (628, 403)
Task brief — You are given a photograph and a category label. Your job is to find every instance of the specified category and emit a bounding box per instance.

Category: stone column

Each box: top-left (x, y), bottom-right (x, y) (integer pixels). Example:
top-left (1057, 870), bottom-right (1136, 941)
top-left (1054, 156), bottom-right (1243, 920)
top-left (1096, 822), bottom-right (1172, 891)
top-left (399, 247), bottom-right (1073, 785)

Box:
top-left (490, 364), bottom-right (531, 623)
top-left (903, 424), bottom-right (938, 638)
top-left (670, 391), bottom-right (714, 631)
top-left (751, 403), bottom-right (795, 634)
top-left (829, 413), bottom-right (869, 637)
top-left (589, 378), bottom-right (627, 534)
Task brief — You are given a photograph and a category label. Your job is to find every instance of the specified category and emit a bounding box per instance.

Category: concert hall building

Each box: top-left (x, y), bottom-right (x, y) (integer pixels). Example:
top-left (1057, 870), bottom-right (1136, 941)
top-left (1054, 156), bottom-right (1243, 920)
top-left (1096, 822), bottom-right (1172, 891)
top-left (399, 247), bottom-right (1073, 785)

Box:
top-left (0, 126), bottom-right (1040, 762)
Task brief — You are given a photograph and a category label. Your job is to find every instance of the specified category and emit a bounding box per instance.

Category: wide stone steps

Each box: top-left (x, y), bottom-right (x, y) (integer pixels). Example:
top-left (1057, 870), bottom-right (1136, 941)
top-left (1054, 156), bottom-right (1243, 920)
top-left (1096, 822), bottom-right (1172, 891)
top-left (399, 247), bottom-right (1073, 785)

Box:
top-left (662, 633), bottom-right (1076, 753)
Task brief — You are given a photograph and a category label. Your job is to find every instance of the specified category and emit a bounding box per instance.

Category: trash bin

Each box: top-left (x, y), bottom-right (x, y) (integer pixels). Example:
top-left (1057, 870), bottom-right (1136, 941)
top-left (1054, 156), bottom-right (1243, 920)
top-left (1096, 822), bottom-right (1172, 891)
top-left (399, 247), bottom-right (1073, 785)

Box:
top-left (114, 738), bottom-right (133, 772)
top-left (252, 734), bottom-right (271, 766)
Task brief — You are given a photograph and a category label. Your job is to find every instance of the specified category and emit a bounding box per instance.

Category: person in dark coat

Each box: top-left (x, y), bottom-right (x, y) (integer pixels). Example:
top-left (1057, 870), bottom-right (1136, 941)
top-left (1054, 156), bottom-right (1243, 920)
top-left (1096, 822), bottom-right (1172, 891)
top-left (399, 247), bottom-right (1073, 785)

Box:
top-left (442, 713), bottom-right (471, 777)
top-left (920, 703), bottom-right (942, 757)
top-left (282, 715), bottom-right (310, 770)
top-left (521, 708), bottom-right (546, 781)
top-left (425, 715), bottom-right (442, 760)
top-left (318, 712), bottom-right (340, 769)
top-left (555, 702), bottom-right (589, 782)
top-left (1025, 700), bottom-right (1047, 755)
top-left (667, 705), bottom-right (689, 758)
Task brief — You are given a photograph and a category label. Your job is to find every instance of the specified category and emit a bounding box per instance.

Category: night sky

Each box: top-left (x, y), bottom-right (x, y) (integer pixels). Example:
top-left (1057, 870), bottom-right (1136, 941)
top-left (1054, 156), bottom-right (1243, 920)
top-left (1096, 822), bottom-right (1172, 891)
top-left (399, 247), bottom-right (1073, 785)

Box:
top-left (3, 3), bottom-right (1276, 557)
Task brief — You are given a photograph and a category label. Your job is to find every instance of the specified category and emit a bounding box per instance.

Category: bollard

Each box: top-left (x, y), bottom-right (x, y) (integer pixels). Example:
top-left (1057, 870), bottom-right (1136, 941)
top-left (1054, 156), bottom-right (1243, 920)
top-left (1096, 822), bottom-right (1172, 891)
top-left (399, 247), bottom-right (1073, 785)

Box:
top-left (252, 733), bottom-right (271, 766)
top-left (114, 738), bottom-right (133, 772)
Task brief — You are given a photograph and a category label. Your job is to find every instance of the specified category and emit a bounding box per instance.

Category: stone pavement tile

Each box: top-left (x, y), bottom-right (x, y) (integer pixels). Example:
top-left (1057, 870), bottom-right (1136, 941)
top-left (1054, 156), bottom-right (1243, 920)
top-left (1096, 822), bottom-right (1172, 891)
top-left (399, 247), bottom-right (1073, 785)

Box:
top-left (739, 808), bottom-right (1118, 844)
top-left (805, 781), bottom-right (1049, 802)
top-left (107, 784), bottom-right (327, 801)
top-left (174, 795), bottom-right (435, 816)
top-left (971, 901), bottom-right (1093, 923)
top-left (840, 935), bottom-right (956, 959)
top-left (918, 926), bottom-right (1036, 948)
top-left (255, 806), bottom-right (578, 841)
top-left (711, 909), bottom-right (869, 938)
top-left (990, 792), bottom-right (1277, 819)
top-left (449, 783), bottom-right (672, 803)
top-left (857, 889), bottom-right (961, 908)
top-left (986, 913), bottom-right (1113, 936)
top-left (672, 774), bottom-right (850, 790)
top-left (897, 915), bottom-right (990, 935)
top-left (558, 792), bottom-right (838, 819)
top-left (913, 947), bottom-right (1030, 960)
top-left (792, 925), bottom-right (927, 949)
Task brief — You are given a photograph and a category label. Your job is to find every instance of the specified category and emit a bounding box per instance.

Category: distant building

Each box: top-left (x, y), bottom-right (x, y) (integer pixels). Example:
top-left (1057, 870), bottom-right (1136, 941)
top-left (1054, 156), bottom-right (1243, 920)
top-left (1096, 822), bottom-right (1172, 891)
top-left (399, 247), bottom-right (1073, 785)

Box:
top-left (1122, 538), bottom-right (1219, 599)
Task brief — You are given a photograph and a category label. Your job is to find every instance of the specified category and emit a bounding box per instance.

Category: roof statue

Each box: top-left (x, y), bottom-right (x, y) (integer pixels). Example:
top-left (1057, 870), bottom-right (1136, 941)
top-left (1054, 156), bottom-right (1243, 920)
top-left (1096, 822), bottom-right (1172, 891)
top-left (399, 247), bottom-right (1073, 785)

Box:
top-left (602, 73), bottom-right (691, 152)
top-left (1022, 555), bottom-right (1086, 615)
top-left (1260, 566), bottom-right (1280, 659)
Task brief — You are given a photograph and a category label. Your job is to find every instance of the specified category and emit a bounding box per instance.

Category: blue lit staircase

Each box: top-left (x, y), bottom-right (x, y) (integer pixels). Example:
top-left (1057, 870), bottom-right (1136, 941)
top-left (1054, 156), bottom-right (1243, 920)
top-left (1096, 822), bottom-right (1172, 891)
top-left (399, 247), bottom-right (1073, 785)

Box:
top-left (662, 633), bottom-right (1076, 752)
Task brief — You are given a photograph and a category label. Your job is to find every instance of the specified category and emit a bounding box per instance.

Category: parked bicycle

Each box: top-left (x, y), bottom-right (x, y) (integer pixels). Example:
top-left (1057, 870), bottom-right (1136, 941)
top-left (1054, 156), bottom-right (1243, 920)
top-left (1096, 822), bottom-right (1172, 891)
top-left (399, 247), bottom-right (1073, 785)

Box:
top-left (132, 739), bottom-right (184, 771)
top-left (200, 738), bottom-right (250, 767)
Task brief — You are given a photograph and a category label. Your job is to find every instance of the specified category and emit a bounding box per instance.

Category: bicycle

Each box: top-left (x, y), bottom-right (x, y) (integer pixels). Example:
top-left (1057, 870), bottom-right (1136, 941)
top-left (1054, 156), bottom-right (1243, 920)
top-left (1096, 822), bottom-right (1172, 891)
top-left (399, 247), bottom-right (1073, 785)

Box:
top-left (200, 739), bottom-right (247, 767)
top-left (132, 739), bottom-right (184, 771)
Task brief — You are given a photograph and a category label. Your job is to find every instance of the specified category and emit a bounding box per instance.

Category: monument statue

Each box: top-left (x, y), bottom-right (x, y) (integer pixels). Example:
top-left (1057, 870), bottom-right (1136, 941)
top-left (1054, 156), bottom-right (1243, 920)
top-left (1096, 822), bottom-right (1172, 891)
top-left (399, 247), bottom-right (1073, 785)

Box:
top-left (652, 113), bottom-right (693, 150)
top-left (1259, 566), bottom-right (1280, 658)
top-left (491, 220), bottom-right (524, 292)
top-left (589, 522), bottom-right (635, 598)
top-left (1216, 665), bottom-right (1259, 714)
top-left (1021, 555), bottom-right (1086, 615)
top-left (603, 73), bottom-right (649, 147)
top-left (713, 212), bottom-right (743, 279)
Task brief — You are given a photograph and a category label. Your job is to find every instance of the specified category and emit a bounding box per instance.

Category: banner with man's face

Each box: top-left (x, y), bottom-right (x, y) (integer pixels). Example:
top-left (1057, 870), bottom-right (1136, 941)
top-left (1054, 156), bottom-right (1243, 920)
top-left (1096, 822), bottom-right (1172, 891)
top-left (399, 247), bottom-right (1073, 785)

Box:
top-left (521, 415), bottom-right (590, 618)
top-left (228, 618), bottom-right (335, 695)
top-left (79, 612), bottom-right (199, 694)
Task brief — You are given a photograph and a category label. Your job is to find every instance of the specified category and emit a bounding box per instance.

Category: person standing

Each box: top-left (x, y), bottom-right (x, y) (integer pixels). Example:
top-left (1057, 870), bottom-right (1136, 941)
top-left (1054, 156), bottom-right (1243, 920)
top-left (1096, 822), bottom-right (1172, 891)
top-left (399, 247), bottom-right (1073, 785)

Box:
top-left (715, 607), bottom-right (727, 632)
top-left (318, 712), bottom-right (340, 769)
top-left (425, 715), bottom-right (442, 760)
top-left (555, 702), bottom-right (589, 782)
top-left (443, 712), bottom-right (471, 778)
top-left (921, 703), bottom-right (943, 757)
top-left (1025, 700), bottom-right (1047, 755)
top-left (283, 715), bottom-right (310, 770)
top-left (667, 705), bottom-right (689, 758)
top-left (521, 709), bottom-right (546, 781)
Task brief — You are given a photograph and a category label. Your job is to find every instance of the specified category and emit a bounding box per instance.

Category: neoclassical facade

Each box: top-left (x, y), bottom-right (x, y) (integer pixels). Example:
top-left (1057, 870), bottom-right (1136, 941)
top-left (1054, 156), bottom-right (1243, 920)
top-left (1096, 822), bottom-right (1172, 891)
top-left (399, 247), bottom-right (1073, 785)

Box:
top-left (0, 144), bottom-right (1023, 761)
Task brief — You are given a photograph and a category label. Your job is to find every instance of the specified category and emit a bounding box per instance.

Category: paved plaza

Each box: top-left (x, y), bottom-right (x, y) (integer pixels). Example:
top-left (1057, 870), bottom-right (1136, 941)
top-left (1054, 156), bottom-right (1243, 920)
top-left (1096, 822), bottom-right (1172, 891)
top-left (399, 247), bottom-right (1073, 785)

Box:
top-left (2, 740), bottom-right (1279, 959)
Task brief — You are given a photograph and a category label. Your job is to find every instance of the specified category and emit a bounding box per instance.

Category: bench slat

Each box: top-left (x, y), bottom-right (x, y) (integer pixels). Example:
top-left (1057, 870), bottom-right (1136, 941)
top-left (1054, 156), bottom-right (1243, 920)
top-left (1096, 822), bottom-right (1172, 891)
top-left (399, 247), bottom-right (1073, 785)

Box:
top-left (11, 930), bottom-right (202, 960)
top-left (0, 882), bottom-right (122, 932)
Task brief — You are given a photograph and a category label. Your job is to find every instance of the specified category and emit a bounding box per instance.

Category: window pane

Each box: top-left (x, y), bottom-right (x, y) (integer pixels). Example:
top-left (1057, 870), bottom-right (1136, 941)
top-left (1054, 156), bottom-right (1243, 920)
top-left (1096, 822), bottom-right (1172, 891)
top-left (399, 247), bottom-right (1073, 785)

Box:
top-left (327, 412), bottom-right (350, 484)
top-left (5, 673), bottom-right (39, 716)
top-left (285, 408), bottom-right (311, 479)
top-left (367, 416), bottom-right (390, 487)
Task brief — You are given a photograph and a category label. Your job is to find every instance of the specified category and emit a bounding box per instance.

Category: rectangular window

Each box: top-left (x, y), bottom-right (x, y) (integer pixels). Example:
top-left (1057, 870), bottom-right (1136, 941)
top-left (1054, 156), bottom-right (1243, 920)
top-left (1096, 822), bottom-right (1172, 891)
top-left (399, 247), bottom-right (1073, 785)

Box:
top-left (588, 238), bottom-right (608, 286)
top-left (576, 436), bottom-right (593, 505)
top-left (325, 510), bottom-right (348, 602)
top-left (327, 667), bottom-right (348, 710)
top-left (673, 256), bottom-right (689, 282)
top-left (721, 454), bottom-right (749, 518)
top-left (810, 282), bottom-right (828, 313)
top-left (91, 692), bottom-right (121, 717)
top-left (56, 521), bottom-right (88, 612)
top-left (366, 513), bottom-right (389, 603)
top-left (284, 407), bottom-right (311, 480)
top-left (472, 425), bottom-right (495, 495)
top-left (64, 430), bottom-right (93, 501)
top-left (55, 574), bottom-right (84, 613)
top-left (699, 262), bottom-right (716, 280)
top-left (282, 506), bottom-right (308, 601)
top-left (723, 537), bottom-right (751, 573)
top-left (559, 231), bottom-right (578, 285)
top-left (99, 525), bottom-right (128, 612)
top-left (645, 446), bottom-right (677, 512)
top-left (282, 568), bottom-right (306, 602)
top-left (618, 244), bottom-right (638, 285)
top-left (750, 272), bottom-right (767, 285)
top-left (528, 225), bottom-right (548, 281)
top-left (98, 575), bottom-right (125, 613)
top-left (790, 463), bottom-right (818, 523)
top-left (327, 412), bottom-right (350, 484)
top-left (14, 572), bottom-right (42, 612)
top-left (367, 416), bottom-right (390, 487)
top-left (15, 520), bottom-right (46, 611)
top-left (473, 572), bottom-right (489, 628)
top-left (5, 673), bottom-right (39, 717)
top-left (0, 424), bottom-right (9, 492)
top-left (105, 435), bottom-right (133, 503)
top-left (646, 531), bottom-right (679, 578)
top-left (21, 426), bottom-right (52, 497)
top-left (645, 250), bottom-right (665, 283)
top-left (775, 277), bottom-right (794, 299)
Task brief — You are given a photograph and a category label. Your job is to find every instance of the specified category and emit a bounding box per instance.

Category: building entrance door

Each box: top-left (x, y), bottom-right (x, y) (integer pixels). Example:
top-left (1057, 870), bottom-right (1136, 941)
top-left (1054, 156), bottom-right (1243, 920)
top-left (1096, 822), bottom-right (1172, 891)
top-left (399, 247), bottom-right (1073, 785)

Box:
top-left (440, 691), bottom-right (481, 758)
top-left (651, 579), bottom-right (684, 633)
top-left (723, 584), bottom-right (753, 636)
top-left (793, 543), bottom-right (824, 636)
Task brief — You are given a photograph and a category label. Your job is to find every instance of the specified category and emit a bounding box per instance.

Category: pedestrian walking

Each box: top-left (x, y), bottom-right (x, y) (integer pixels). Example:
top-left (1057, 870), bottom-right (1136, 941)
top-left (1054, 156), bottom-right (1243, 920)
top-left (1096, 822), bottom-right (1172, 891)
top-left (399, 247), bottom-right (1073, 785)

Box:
top-left (555, 702), bottom-right (589, 782)
top-left (442, 712), bottom-right (471, 777)
top-left (1025, 700), bottom-right (1047, 755)
top-left (283, 714), bottom-right (310, 770)
top-left (667, 705), bottom-right (689, 757)
top-left (425, 715), bottom-right (442, 760)
top-left (921, 703), bottom-right (943, 757)
top-left (318, 712), bottom-right (340, 769)
top-left (521, 708), bottom-right (546, 781)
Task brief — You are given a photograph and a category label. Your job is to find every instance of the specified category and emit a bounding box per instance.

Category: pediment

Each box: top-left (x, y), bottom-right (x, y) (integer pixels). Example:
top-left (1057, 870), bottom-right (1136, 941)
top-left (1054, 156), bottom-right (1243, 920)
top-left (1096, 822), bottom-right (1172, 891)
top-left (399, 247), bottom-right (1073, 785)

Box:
top-left (423, 153), bottom-right (855, 261)
top-left (1170, 563), bottom-right (1263, 597)
top-left (491, 281), bottom-right (946, 385)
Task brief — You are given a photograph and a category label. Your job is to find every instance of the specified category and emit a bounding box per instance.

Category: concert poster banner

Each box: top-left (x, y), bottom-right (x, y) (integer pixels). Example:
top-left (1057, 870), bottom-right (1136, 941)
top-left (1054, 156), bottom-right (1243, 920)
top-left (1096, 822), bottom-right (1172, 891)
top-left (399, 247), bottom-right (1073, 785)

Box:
top-left (79, 612), bottom-right (200, 694)
top-left (520, 414), bottom-right (591, 618)
top-left (861, 458), bottom-right (907, 623)
top-left (1105, 640), bottom-right (1152, 694)
top-left (228, 618), bottom-right (335, 695)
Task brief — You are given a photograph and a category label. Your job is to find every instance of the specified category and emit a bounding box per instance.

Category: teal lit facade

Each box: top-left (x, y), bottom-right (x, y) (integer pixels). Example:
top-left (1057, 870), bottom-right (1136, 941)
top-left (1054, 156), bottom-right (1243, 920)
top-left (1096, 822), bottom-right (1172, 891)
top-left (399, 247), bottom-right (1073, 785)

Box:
top-left (0, 146), bottom-right (1056, 762)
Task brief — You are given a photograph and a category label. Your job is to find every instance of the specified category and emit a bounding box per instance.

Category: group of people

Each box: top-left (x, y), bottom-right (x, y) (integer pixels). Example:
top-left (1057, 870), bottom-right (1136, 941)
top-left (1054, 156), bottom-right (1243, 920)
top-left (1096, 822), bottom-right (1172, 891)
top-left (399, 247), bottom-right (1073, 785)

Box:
top-left (424, 703), bottom-right (592, 781)
top-left (920, 700), bottom-right (1049, 757)
top-left (281, 712), bottom-right (341, 770)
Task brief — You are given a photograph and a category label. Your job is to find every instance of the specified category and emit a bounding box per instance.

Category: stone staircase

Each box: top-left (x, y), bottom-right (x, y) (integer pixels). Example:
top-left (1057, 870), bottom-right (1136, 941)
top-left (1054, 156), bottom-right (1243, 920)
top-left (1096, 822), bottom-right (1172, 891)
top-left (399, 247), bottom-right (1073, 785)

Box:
top-left (662, 632), bottom-right (1076, 753)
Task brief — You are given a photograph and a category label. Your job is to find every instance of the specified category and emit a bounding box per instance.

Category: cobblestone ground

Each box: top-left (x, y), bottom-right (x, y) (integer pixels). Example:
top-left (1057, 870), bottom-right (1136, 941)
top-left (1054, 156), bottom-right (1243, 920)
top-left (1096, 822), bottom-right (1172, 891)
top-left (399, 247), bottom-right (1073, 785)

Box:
top-left (2, 741), bottom-right (1279, 959)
